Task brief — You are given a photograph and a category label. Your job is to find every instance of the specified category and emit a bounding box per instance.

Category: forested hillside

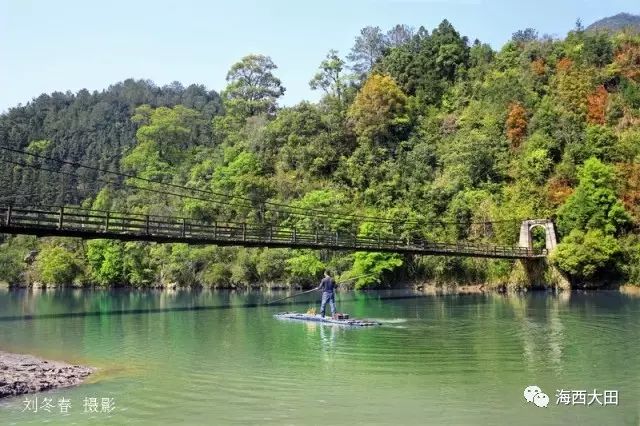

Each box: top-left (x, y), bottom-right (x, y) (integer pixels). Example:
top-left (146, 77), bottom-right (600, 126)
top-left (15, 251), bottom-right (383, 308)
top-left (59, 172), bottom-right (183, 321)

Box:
top-left (0, 80), bottom-right (221, 205)
top-left (1, 19), bottom-right (640, 290)
top-left (587, 13), bottom-right (640, 33)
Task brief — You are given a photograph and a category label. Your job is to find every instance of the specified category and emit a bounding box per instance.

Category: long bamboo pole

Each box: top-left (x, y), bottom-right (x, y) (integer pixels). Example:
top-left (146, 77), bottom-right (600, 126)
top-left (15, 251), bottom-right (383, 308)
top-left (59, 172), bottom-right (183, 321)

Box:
top-left (266, 272), bottom-right (377, 305)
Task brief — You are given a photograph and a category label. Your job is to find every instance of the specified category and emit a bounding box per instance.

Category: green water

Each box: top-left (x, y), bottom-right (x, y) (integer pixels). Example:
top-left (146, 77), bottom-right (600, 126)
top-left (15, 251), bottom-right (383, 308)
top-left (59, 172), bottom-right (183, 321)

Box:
top-left (0, 289), bottom-right (639, 425)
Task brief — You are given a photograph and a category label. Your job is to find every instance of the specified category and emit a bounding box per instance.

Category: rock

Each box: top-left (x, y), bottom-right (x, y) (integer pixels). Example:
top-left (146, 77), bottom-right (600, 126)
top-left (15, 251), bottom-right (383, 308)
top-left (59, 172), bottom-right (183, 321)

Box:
top-left (0, 351), bottom-right (95, 399)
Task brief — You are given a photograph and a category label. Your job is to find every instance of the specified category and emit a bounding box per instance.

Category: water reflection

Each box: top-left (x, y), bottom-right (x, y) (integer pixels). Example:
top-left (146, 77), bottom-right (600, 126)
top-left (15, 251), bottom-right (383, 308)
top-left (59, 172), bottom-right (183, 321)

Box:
top-left (514, 293), bottom-right (570, 374)
top-left (1, 289), bottom-right (639, 425)
top-left (319, 324), bottom-right (338, 353)
top-left (0, 289), bottom-right (440, 322)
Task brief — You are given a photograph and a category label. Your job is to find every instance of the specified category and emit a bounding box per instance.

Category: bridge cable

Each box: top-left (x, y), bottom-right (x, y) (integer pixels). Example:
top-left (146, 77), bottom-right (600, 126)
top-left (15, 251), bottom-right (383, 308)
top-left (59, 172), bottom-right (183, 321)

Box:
top-left (0, 146), bottom-right (527, 227)
top-left (0, 145), bottom-right (422, 225)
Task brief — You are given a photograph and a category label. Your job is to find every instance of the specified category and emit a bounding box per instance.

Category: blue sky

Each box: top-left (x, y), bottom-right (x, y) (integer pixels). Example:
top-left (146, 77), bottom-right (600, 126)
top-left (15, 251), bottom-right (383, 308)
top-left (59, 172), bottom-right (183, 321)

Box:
top-left (1, 0), bottom-right (638, 112)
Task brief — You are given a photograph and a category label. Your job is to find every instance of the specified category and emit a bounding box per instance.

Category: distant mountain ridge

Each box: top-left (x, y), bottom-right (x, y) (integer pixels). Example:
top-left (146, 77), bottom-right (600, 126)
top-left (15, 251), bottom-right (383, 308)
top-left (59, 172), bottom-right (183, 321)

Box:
top-left (587, 12), bottom-right (640, 33)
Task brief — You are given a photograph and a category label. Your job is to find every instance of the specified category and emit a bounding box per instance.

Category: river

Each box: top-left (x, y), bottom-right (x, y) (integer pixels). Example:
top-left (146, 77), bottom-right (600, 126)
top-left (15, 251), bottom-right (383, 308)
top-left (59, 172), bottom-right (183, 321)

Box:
top-left (0, 288), bottom-right (638, 425)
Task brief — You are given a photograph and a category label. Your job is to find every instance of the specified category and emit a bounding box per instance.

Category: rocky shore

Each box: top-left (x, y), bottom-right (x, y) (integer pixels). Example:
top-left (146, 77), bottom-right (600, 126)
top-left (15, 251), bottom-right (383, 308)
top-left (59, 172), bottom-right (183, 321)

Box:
top-left (0, 351), bottom-right (95, 398)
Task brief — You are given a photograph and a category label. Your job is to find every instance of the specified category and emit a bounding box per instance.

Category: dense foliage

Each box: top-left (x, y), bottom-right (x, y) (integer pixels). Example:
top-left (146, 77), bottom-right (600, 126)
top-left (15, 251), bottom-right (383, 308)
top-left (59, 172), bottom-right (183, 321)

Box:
top-left (2, 20), bottom-right (640, 289)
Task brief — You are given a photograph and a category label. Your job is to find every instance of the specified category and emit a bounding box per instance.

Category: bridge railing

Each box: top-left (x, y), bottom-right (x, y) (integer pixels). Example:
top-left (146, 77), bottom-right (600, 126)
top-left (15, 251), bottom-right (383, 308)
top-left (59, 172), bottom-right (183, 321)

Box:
top-left (0, 205), bottom-right (544, 258)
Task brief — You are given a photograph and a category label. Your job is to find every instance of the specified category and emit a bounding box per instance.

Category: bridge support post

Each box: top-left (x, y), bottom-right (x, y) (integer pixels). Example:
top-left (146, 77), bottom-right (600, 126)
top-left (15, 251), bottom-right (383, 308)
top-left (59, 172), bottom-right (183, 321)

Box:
top-left (145, 215), bottom-right (150, 235)
top-left (58, 207), bottom-right (64, 230)
top-left (315, 228), bottom-right (318, 244)
top-left (242, 223), bottom-right (247, 241)
top-left (105, 212), bottom-right (110, 231)
top-left (518, 219), bottom-right (557, 253)
top-left (182, 219), bottom-right (187, 237)
top-left (292, 227), bottom-right (296, 243)
top-left (213, 221), bottom-right (217, 238)
top-left (6, 205), bottom-right (12, 226)
top-left (268, 225), bottom-right (272, 242)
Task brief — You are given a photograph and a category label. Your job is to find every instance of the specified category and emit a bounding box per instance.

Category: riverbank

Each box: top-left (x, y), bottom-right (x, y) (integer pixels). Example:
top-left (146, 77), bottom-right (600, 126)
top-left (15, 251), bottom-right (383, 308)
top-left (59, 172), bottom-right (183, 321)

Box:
top-left (0, 351), bottom-right (95, 398)
top-left (2, 281), bottom-right (629, 293)
top-left (2, 282), bottom-right (505, 293)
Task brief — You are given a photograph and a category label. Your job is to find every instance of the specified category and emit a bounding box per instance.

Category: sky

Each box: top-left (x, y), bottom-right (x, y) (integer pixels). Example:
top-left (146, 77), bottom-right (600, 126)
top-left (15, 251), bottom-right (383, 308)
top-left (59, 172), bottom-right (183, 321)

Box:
top-left (1, 0), bottom-right (638, 112)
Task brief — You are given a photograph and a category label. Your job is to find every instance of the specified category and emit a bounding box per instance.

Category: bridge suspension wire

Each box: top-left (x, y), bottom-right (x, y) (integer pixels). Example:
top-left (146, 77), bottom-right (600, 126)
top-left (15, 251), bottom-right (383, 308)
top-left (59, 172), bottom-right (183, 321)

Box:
top-left (0, 145), bottom-right (416, 225)
top-left (0, 145), bottom-right (527, 227)
top-left (1, 157), bottom-right (398, 226)
top-left (0, 158), bottom-right (259, 213)
top-left (0, 156), bottom-right (401, 226)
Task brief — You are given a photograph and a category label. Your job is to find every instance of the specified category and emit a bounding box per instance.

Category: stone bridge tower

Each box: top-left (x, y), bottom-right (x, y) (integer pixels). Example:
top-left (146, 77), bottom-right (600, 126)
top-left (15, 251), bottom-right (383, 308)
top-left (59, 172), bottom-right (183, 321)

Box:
top-left (518, 219), bottom-right (557, 253)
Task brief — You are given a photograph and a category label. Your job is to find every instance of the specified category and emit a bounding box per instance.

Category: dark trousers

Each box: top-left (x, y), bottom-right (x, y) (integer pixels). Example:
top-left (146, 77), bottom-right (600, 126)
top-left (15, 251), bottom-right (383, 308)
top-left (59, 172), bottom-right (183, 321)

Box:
top-left (320, 292), bottom-right (336, 317)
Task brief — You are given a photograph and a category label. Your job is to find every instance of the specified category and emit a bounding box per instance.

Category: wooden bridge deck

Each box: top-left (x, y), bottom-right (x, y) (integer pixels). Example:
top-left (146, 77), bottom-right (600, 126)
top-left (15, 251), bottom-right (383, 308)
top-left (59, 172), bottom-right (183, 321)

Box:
top-left (0, 206), bottom-right (546, 259)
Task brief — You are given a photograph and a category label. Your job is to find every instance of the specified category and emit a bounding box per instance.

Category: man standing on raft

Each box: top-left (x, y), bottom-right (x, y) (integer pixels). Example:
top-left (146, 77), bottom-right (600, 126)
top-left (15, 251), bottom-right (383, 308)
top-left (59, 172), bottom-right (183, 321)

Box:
top-left (316, 270), bottom-right (336, 318)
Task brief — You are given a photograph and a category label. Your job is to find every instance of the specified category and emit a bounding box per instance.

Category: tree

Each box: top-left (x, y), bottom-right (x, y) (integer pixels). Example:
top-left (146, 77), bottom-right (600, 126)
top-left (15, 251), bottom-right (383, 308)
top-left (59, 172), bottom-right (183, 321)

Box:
top-left (223, 54), bottom-right (286, 117)
top-left (123, 105), bottom-right (203, 177)
top-left (0, 79), bottom-right (220, 206)
top-left (553, 61), bottom-right (596, 117)
top-left (34, 244), bottom-right (81, 285)
top-left (520, 148), bottom-right (553, 184)
top-left (506, 102), bottom-right (528, 147)
top-left (262, 102), bottom-right (348, 177)
top-left (552, 229), bottom-right (621, 281)
top-left (0, 236), bottom-right (34, 285)
top-left (86, 240), bottom-right (125, 286)
top-left (380, 20), bottom-right (469, 104)
top-left (613, 36), bottom-right (640, 81)
top-left (583, 32), bottom-right (613, 67)
top-left (348, 222), bottom-right (403, 289)
top-left (347, 74), bottom-right (409, 146)
top-left (431, 20), bottom-right (470, 82)
top-left (511, 28), bottom-right (538, 44)
top-left (309, 50), bottom-right (346, 103)
top-left (351, 251), bottom-right (403, 289)
top-left (387, 24), bottom-right (414, 47)
top-left (566, 124), bottom-right (619, 164)
top-left (469, 40), bottom-right (495, 69)
top-left (286, 251), bottom-right (325, 286)
top-left (586, 85), bottom-right (608, 124)
top-left (347, 26), bottom-right (389, 75)
top-left (556, 158), bottom-right (630, 236)
top-left (210, 150), bottom-right (273, 218)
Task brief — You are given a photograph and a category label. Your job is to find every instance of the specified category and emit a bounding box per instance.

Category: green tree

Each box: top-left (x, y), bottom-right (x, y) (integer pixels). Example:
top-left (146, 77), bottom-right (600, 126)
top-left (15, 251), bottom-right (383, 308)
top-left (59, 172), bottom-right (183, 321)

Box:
top-left (263, 102), bottom-right (348, 176)
top-left (380, 20), bottom-right (469, 104)
top-left (520, 148), bottom-right (553, 184)
top-left (222, 54), bottom-right (285, 117)
top-left (124, 105), bottom-right (203, 177)
top-left (86, 240), bottom-right (125, 286)
top-left (582, 32), bottom-right (613, 67)
top-left (512, 28), bottom-right (538, 44)
top-left (567, 124), bottom-right (619, 164)
top-left (34, 244), bottom-right (81, 285)
top-left (556, 157), bottom-right (630, 236)
top-left (348, 26), bottom-right (389, 75)
top-left (387, 24), bottom-right (414, 47)
top-left (552, 229), bottom-right (621, 281)
top-left (286, 251), bottom-right (325, 286)
top-left (309, 50), bottom-right (347, 103)
top-left (0, 236), bottom-right (35, 285)
top-left (348, 222), bottom-right (403, 288)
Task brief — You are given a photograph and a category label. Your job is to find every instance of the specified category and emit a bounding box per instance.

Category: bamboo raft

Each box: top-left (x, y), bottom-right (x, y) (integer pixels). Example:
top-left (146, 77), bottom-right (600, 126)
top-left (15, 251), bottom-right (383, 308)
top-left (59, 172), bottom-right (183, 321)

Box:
top-left (274, 312), bottom-right (380, 327)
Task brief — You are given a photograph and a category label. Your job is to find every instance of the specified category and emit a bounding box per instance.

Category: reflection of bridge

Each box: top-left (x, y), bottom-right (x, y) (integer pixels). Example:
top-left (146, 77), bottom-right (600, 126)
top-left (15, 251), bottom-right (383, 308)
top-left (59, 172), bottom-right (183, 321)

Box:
top-left (0, 205), bottom-right (549, 259)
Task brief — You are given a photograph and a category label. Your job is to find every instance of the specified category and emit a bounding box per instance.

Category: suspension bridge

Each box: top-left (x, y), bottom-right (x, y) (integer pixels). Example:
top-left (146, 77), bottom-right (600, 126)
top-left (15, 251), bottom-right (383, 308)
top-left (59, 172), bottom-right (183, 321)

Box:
top-left (0, 144), bottom-right (556, 259)
top-left (0, 205), bottom-right (548, 259)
